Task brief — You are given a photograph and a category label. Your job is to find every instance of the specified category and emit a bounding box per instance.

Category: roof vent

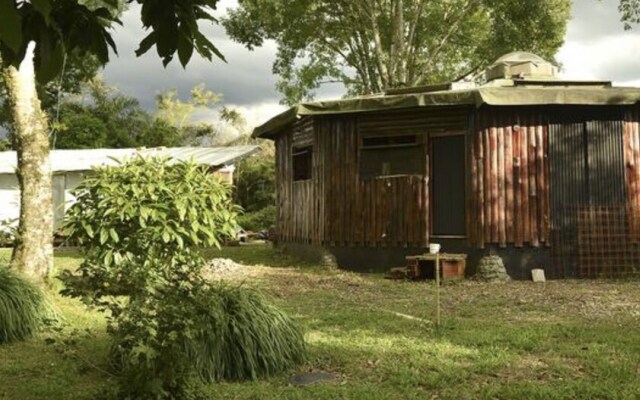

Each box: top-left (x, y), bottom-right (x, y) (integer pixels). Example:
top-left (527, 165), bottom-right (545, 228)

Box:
top-left (485, 52), bottom-right (558, 82)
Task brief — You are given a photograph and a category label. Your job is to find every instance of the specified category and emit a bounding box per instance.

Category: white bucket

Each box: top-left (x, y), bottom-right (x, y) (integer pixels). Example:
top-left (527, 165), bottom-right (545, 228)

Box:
top-left (429, 243), bottom-right (441, 254)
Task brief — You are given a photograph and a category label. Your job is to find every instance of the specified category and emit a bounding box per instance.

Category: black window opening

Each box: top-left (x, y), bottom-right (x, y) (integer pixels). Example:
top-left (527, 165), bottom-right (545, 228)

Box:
top-left (359, 134), bottom-right (423, 179)
top-left (292, 146), bottom-right (312, 181)
top-left (431, 134), bottom-right (466, 236)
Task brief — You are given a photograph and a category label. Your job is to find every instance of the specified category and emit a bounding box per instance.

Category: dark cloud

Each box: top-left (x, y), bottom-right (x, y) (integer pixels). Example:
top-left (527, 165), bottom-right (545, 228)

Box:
top-left (102, 3), bottom-right (282, 109)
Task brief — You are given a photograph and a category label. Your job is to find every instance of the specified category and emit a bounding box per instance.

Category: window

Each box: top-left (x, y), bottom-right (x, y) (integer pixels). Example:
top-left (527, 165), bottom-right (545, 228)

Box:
top-left (292, 146), bottom-right (312, 181)
top-left (359, 134), bottom-right (423, 179)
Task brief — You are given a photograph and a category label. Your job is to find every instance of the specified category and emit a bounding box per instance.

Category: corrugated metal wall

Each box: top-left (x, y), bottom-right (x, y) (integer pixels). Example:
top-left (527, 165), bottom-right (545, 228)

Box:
top-left (549, 123), bottom-right (587, 229)
top-left (624, 105), bottom-right (640, 240)
top-left (587, 120), bottom-right (626, 204)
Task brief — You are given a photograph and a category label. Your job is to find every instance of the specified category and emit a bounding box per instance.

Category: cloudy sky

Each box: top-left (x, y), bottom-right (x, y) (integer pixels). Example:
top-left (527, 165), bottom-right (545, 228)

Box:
top-left (98, 0), bottom-right (640, 130)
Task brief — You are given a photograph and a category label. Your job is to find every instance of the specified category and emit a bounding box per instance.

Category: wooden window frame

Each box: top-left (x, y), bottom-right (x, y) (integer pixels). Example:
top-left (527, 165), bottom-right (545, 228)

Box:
top-left (292, 146), bottom-right (313, 182)
top-left (358, 133), bottom-right (424, 180)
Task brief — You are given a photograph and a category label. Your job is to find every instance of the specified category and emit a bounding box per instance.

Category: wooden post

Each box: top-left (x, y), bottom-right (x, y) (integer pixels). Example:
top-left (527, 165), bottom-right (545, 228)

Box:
top-left (435, 252), bottom-right (441, 328)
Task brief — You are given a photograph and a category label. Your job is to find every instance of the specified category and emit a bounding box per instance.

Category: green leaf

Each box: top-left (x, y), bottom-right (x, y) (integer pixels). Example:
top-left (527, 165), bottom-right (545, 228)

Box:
top-left (177, 29), bottom-right (194, 68)
top-left (100, 228), bottom-right (109, 245)
top-left (135, 31), bottom-right (157, 57)
top-left (104, 249), bottom-right (113, 267)
top-left (109, 228), bottom-right (119, 243)
top-left (31, 0), bottom-right (53, 25)
top-left (81, 221), bottom-right (95, 238)
top-left (35, 27), bottom-right (65, 83)
top-left (0, 0), bottom-right (22, 53)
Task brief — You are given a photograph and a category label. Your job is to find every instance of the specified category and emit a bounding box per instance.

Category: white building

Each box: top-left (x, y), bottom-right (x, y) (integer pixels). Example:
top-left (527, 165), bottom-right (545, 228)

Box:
top-left (0, 146), bottom-right (258, 232)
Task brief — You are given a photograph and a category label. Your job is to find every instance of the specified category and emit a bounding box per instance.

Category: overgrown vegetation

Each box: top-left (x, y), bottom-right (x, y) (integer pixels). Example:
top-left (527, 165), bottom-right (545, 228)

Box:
top-left (233, 140), bottom-right (276, 232)
top-left (60, 157), bottom-right (303, 399)
top-left (238, 205), bottom-right (276, 232)
top-left (0, 265), bottom-right (54, 344)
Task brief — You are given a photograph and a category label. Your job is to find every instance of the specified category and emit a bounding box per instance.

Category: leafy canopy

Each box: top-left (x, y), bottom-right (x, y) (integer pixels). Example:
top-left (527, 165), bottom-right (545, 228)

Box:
top-left (224, 0), bottom-right (571, 104)
top-left (0, 0), bottom-right (225, 84)
top-left (619, 0), bottom-right (640, 29)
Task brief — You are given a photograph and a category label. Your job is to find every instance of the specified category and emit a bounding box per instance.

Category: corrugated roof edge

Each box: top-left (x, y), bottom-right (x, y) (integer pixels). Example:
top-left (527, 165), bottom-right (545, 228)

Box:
top-left (252, 85), bottom-right (640, 139)
top-left (0, 145), bottom-right (260, 174)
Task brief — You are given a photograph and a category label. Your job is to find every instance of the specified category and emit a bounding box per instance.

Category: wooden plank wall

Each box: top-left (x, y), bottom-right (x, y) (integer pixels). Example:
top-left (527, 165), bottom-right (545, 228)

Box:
top-left (470, 106), bottom-right (550, 248)
top-left (275, 118), bottom-right (322, 244)
top-left (319, 115), bottom-right (427, 247)
top-left (624, 104), bottom-right (640, 240)
top-left (276, 107), bottom-right (469, 248)
top-left (318, 107), bottom-right (468, 248)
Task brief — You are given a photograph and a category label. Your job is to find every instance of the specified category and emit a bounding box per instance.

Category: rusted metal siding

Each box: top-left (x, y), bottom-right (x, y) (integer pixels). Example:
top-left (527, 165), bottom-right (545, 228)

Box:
top-left (587, 120), bottom-right (626, 205)
top-left (624, 104), bottom-right (640, 240)
top-left (470, 106), bottom-right (550, 248)
top-left (549, 122), bottom-right (587, 229)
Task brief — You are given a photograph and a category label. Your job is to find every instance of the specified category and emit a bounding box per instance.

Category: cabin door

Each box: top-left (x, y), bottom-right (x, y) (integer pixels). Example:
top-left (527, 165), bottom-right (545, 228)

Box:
top-left (430, 133), bottom-right (466, 236)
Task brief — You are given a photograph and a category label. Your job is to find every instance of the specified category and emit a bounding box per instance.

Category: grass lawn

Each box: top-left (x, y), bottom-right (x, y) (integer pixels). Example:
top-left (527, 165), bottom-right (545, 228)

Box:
top-left (1, 244), bottom-right (639, 399)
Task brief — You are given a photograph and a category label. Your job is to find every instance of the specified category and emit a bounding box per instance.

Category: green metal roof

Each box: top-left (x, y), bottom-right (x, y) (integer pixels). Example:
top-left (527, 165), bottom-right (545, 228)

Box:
top-left (252, 83), bottom-right (640, 138)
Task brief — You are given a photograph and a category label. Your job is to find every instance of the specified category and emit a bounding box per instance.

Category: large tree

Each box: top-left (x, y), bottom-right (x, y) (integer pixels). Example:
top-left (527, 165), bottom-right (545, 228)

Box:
top-left (0, 0), bottom-right (225, 280)
top-left (223, 0), bottom-right (571, 104)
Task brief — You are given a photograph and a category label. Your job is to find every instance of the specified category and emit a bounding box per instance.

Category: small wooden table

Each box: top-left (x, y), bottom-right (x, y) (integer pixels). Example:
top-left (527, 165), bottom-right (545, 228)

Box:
top-left (406, 253), bottom-right (467, 281)
top-left (406, 253), bottom-right (467, 328)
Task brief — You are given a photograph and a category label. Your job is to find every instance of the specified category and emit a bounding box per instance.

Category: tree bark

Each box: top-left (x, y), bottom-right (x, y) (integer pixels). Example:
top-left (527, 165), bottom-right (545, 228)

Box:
top-left (2, 43), bottom-right (54, 280)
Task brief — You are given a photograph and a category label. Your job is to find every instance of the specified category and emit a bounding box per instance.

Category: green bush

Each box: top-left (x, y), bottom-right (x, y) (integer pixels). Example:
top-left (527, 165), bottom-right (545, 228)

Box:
top-left (237, 205), bottom-right (276, 232)
top-left (61, 156), bottom-right (239, 302)
top-left (114, 283), bottom-right (305, 398)
top-left (195, 284), bottom-right (305, 382)
top-left (61, 156), bottom-right (304, 399)
top-left (0, 266), bottom-right (54, 344)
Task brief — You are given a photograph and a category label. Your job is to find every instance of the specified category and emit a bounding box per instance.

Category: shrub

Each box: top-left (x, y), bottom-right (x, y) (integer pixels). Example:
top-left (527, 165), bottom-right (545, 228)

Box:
top-left (237, 205), bottom-right (276, 232)
top-left (195, 284), bottom-right (305, 382)
top-left (0, 265), bottom-right (54, 344)
top-left (113, 283), bottom-right (305, 398)
top-left (61, 156), bottom-right (304, 399)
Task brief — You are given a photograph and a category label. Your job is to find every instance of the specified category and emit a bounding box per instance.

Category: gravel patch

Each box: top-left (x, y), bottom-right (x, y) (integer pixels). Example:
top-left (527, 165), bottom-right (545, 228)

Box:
top-left (203, 258), bottom-right (251, 280)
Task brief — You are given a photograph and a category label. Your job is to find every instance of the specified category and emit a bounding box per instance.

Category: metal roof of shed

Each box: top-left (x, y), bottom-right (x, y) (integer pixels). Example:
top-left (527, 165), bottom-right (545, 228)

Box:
top-left (0, 145), bottom-right (259, 174)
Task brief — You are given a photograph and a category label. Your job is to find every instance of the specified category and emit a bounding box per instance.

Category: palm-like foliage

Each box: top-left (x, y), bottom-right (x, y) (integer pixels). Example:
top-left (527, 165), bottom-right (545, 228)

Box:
top-left (193, 284), bottom-right (306, 382)
top-left (0, 266), bottom-right (53, 344)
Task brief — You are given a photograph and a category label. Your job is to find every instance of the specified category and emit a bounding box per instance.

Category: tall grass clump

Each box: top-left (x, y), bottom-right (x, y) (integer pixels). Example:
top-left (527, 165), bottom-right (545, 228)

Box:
top-left (194, 284), bottom-right (305, 382)
top-left (0, 265), bottom-right (54, 344)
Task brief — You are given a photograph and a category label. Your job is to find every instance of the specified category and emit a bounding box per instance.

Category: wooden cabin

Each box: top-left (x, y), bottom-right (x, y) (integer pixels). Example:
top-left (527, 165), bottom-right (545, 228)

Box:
top-left (253, 53), bottom-right (640, 279)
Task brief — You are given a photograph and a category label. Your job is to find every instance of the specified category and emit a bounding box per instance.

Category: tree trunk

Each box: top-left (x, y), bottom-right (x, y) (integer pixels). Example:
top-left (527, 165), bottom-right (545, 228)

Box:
top-left (2, 43), bottom-right (54, 280)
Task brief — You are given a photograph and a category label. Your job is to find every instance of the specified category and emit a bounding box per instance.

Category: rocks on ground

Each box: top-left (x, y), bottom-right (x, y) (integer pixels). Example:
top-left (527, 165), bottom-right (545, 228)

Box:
top-left (474, 255), bottom-right (512, 281)
top-left (202, 258), bottom-right (249, 280)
